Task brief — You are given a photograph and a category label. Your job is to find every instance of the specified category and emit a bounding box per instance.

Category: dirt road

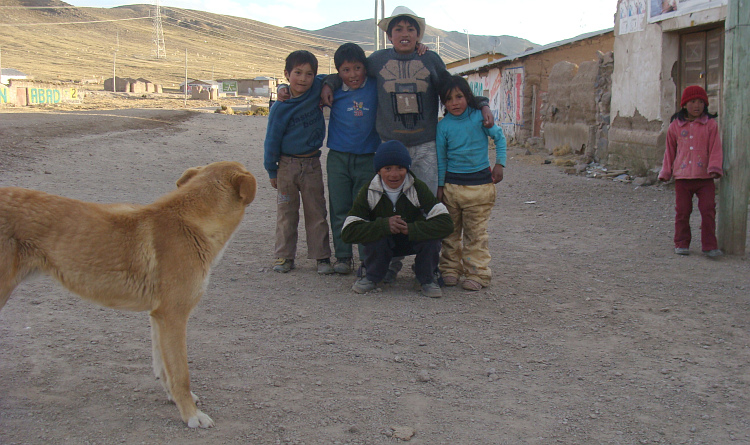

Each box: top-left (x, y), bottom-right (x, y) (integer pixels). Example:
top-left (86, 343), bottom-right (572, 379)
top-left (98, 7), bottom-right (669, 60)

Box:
top-left (1, 109), bottom-right (748, 444)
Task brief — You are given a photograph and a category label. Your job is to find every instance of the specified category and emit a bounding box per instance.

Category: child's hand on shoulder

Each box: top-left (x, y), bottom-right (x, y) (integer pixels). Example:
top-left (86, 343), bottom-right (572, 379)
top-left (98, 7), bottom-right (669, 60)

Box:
top-left (277, 85), bottom-right (290, 102)
top-left (321, 84), bottom-right (334, 107)
top-left (481, 106), bottom-right (494, 128)
top-left (270, 178), bottom-right (277, 189)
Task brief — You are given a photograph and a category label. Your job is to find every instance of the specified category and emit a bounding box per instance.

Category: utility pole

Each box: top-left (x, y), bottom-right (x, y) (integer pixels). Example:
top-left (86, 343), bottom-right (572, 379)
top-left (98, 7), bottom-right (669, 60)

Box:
top-left (381, 0), bottom-right (385, 49)
top-left (112, 51), bottom-right (117, 92)
top-left (374, 0), bottom-right (379, 51)
top-left (717, 0), bottom-right (750, 254)
top-left (464, 29), bottom-right (471, 63)
top-left (184, 48), bottom-right (187, 107)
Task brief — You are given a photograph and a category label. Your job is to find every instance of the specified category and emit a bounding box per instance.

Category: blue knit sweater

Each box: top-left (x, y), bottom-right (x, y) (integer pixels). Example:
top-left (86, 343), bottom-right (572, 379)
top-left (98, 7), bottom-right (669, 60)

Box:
top-left (327, 77), bottom-right (380, 155)
top-left (263, 75), bottom-right (326, 179)
top-left (436, 107), bottom-right (507, 187)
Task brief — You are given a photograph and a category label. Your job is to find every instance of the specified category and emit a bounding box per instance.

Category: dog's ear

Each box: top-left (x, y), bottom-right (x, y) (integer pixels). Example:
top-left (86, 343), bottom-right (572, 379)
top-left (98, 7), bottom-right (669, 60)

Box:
top-left (176, 166), bottom-right (202, 187)
top-left (233, 173), bottom-right (257, 205)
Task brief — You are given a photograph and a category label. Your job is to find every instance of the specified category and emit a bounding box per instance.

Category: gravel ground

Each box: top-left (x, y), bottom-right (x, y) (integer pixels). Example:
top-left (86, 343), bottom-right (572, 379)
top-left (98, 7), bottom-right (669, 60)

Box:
top-left (0, 108), bottom-right (749, 445)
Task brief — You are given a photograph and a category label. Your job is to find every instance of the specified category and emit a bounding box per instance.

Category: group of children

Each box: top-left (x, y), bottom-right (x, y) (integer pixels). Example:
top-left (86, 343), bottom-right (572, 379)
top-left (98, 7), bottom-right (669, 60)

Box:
top-left (263, 7), bottom-right (725, 299)
top-left (263, 9), bottom-right (507, 298)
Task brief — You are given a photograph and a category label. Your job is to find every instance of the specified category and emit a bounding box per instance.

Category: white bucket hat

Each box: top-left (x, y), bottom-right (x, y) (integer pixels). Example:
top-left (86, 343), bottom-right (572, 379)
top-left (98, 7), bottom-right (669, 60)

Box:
top-left (377, 6), bottom-right (426, 42)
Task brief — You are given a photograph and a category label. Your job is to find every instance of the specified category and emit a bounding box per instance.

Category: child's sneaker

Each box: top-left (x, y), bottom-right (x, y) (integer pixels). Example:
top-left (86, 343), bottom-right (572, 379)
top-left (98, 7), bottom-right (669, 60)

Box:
top-left (420, 281), bottom-right (442, 298)
top-left (272, 258), bottom-right (294, 273)
top-left (443, 275), bottom-right (459, 286)
top-left (703, 249), bottom-right (723, 258)
top-left (352, 276), bottom-right (377, 294)
top-left (462, 279), bottom-right (482, 291)
top-left (674, 247), bottom-right (690, 255)
top-left (317, 258), bottom-right (335, 275)
top-left (333, 257), bottom-right (353, 274)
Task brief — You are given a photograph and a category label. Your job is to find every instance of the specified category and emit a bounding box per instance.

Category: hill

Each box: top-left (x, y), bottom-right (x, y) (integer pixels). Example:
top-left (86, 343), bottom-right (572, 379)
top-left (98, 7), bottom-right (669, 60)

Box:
top-left (297, 18), bottom-right (535, 61)
top-left (0, 0), bottom-right (536, 88)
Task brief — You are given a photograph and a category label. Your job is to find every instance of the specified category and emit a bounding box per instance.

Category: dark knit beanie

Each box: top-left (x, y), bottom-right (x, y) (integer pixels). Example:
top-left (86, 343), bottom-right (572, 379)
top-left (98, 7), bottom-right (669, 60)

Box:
top-left (680, 85), bottom-right (709, 107)
top-left (373, 140), bottom-right (411, 172)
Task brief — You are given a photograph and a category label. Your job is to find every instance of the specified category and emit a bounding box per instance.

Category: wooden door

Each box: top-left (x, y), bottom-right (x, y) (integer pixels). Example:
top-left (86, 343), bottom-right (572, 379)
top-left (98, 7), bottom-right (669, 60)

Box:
top-left (680, 27), bottom-right (723, 116)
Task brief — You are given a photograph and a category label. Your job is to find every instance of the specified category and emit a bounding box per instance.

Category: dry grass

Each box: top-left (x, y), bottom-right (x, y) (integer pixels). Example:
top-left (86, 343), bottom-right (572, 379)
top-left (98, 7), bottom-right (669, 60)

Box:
top-left (0, 0), bottom-right (341, 87)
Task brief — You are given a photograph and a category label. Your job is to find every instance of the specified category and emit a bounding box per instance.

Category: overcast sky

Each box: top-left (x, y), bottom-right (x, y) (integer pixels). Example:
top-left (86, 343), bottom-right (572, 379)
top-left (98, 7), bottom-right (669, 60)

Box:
top-left (69, 0), bottom-right (617, 46)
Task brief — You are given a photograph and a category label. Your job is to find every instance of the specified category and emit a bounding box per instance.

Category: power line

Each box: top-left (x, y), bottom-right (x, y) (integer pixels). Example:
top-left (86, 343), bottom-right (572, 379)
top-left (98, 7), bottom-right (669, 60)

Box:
top-left (0, 16), bottom-right (151, 26)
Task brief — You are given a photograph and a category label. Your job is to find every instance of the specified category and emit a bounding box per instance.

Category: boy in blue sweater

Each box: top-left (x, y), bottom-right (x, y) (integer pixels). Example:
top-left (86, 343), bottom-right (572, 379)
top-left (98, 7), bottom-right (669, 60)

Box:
top-left (326, 43), bottom-right (381, 275)
top-left (263, 50), bottom-right (333, 275)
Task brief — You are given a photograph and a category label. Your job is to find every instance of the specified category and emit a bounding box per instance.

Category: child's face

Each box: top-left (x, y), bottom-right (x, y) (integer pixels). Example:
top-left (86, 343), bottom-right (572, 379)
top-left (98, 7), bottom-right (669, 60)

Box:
top-left (388, 20), bottom-right (419, 54)
top-left (378, 165), bottom-right (408, 189)
top-left (337, 60), bottom-right (366, 90)
top-left (685, 98), bottom-right (705, 120)
top-left (284, 63), bottom-right (315, 97)
top-left (444, 87), bottom-right (468, 116)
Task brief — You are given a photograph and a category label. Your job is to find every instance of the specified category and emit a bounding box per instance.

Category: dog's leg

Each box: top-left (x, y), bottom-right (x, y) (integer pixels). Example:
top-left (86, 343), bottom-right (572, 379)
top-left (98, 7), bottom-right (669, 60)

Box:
top-left (150, 309), bottom-right (214, 428)
top-left (150, 315), bottom-right (200, 405)
top-left (0, 281), bottom-right (16, 311)
top-left (0, 252), bottom-right (23, 311)
top-left (150, 315), bottom-right (170, 398)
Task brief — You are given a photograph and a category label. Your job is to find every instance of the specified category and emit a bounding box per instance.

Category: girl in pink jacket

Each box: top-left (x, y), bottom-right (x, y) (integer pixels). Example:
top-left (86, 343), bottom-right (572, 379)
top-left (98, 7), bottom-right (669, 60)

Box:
top-left (658, 85), bottom-right (723, 257)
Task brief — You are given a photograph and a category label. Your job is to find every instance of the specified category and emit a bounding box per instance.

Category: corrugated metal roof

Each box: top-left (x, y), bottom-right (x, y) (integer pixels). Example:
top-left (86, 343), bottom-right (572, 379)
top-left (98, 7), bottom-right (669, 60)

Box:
top-left (0, 68), bottom-right (27, 76)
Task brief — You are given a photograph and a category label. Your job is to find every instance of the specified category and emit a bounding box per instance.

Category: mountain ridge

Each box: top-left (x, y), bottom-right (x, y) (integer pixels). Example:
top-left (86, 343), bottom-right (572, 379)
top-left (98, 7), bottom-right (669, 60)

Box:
top-left (0, 0), bottom-right (536, 87)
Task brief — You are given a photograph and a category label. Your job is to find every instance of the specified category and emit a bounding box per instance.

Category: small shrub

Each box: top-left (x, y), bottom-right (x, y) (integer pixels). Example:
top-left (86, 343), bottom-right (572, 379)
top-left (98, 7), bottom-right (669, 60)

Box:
top-left (253, 107), bottom-right (269, 116)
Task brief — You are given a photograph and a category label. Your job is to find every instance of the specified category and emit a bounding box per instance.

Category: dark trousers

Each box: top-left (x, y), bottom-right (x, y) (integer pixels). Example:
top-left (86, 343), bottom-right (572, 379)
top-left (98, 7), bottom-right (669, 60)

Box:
top-left (674, 178), bottom-right (717, 251)
top-left (362, 235), bottom-right (441, 285)
top-left (326, 150), bottom-right (375, 261)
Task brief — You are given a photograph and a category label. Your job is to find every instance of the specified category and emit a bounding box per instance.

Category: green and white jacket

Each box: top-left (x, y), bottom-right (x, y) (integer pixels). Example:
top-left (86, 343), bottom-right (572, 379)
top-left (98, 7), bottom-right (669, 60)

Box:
top-left (341, 172), bottom-right (454, 245)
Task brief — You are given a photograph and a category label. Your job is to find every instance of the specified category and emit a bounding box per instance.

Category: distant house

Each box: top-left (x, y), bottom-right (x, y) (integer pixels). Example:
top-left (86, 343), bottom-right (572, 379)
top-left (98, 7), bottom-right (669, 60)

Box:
top-left (180, 79), bottom-right (220, 94)
top-left (1, 68), bottom-right (28, 85)
top-left (234, 76), bottom-right (277, 97)
top-left (104, 77), bottom-right (162, 93)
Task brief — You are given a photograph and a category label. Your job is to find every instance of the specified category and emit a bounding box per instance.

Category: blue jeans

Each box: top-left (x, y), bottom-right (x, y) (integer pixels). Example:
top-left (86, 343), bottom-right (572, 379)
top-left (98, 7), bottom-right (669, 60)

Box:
top-left (362, 235), bottom-right (441, 285)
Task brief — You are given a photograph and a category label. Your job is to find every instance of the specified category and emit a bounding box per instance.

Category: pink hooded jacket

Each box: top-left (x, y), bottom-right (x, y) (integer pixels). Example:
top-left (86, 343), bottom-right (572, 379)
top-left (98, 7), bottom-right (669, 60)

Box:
top-left (658, 115), bottom-right (723, 181)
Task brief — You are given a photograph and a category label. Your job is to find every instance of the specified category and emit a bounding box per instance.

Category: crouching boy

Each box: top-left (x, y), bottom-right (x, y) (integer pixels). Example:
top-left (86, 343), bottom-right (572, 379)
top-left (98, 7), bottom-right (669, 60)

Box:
top-left (341, 140), bottom-right (453, 298)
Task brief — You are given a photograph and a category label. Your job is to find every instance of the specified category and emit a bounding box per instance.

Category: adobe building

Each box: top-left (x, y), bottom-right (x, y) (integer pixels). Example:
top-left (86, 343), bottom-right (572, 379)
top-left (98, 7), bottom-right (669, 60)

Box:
top-left (455, 29), bottom-right (615, 147)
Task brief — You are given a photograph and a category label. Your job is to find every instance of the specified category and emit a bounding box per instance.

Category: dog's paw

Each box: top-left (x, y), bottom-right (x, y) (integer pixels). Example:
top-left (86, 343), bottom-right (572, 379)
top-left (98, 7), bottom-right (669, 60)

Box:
top-left (187, 410), bottom-right (214, 428)
top-left (191, 391), bottom-right (200, 404)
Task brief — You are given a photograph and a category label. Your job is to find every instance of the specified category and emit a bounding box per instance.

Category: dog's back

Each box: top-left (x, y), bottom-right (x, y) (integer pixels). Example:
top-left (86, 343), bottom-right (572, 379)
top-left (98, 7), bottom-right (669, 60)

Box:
top-left (0, 187), bottom-right (160, 310)
top-left (0, 161), bottom-right (257, 313)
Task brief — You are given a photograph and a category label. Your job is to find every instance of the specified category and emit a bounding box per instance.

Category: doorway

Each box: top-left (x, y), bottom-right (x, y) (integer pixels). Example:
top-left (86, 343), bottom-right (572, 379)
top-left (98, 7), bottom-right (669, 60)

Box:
top-left (680, 27), bottom-right (724, 116)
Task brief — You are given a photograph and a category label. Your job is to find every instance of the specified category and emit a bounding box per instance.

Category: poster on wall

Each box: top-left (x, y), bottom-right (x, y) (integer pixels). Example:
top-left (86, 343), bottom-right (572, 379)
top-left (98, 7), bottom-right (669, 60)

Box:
top-left (487, 67), bottom-right (523, 141)
top-left (467, 75), bottom-right (487, 99)
top-left (648, 0), bottom-right (727, 22)
top-left (618, 0), bottom-right (647, 35)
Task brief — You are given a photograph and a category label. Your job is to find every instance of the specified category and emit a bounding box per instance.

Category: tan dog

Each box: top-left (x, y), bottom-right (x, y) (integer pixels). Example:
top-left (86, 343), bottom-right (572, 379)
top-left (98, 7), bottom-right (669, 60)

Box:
top-left (0, 161), bottom-right (256, 428)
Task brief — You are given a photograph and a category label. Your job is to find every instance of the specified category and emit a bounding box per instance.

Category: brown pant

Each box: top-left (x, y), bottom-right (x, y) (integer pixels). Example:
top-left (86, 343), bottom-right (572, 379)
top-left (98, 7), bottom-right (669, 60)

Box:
top-left (274, 156), bottom-right (331, 260)
top-left (439, 183), bottom-right (496, 286)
